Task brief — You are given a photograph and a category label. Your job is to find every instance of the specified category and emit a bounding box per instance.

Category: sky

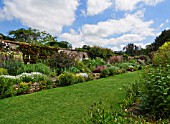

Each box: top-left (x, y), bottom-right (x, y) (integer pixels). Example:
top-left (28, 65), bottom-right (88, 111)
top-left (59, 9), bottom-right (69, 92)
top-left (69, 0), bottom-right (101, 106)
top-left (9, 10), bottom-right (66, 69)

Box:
top-left (0, 0), bottom-right (170, 51)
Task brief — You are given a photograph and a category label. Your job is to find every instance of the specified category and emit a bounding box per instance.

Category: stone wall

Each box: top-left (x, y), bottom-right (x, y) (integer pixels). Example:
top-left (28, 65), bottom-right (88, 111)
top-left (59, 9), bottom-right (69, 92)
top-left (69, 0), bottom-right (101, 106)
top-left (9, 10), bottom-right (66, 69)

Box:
top-left (1, 40), bottom-right (89, 62)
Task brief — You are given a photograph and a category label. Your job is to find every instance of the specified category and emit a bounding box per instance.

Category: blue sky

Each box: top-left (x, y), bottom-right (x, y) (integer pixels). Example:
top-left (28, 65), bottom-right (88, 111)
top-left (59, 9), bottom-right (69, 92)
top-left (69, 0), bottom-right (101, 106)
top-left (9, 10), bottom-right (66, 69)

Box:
top-left (0, 0), bottom-right (169, 51)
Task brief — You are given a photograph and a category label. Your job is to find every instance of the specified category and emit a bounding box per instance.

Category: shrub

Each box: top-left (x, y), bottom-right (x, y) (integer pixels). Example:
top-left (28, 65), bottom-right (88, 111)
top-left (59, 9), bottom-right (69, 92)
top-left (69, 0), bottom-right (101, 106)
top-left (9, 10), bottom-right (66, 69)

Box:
top-left (57, 72), bottom-right (76, 86)
top-left (101, 68), bottom-right (110, 78)
top-left (92, 65), bottom-right (106, 73)
top-left (108, 68), bottom-right (116, 76)
top-left (0, 77), bottom-right (21, 98)
top-left (116, 63), bottom-right (130, 70)
top-left (0, 68), bottom-right (8, 75)
top-left (83, 58), bottom-right (106, 71)
top-left (69, 66), bottom-right (80, 73)
top-left (17, 63), bottom-right (53, 76)
top-left (136, 43), bottom-right (170, 119)
top-left (39, 80), bottom-right (54, 90)
top-left (82, 101), bottom-right (148, 124)
top-left (74, 75), bottom-right (85, 84)
top-left (152, 42), bottom-right (170, 66)
top-left (139, 65), bottom-right (170, 119)
top-left (0, 59), bottom-right (23, 75)
top-left (19, 72), bottom-right (47, 82)
top-left (86, 73), bottom-right (94, 81)
top-left (88, 46), bottom-right (113, 60)
top-left (17, 82), bottom-right (30, 95)
top-left (108, 55), bottom-right (123, 64)
top-left (74, 61), bottom-right (91, 73)
top-left (57, 72), bottom-right (87, 86)
top-left (47, 51), bottom-right (77, 74)
top-left (122, 82), bottom-right (142, 109)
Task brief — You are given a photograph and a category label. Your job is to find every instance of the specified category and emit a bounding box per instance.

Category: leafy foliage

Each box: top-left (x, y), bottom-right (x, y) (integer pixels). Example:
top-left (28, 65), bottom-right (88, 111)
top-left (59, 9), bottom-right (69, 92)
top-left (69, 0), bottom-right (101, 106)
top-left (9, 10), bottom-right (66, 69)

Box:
top-left (83, 58), bottom-right (106, 71)
top-left (92, 65), bottom-right (106, 73)
top-left (76, 45), bottom-right (113, 60)
top-left (0, 77), bottom-right (21, 98)
top-left (0, 59), bottom-right (23, 75)
top-left (0, 68), bottom-right (8, 75)
top-left (17, 63), bottom-right (54, 76)
top-left (47, 51), bottom-right (77, 74)
top-left (152, 41), bottom-right (170, 66)
top-left (83, 101), bottom-right (148, 124)
top-left (19, 42), bottom-right (59, 64)
top-left (150, 29), bottom-right (170, 51)
top-left (8, 27), bottom-right (57, 45)
top-left (139, 65), bottom-right (170, 119)
top-left (88, 46), bottom-right (114, 60)
top-left (127, 43), bottom-right (170, 120)
top-left (57, 72), bottom-right (84, 86)
top-left (101, 68), bottom-right (110, 77)
top-left (123, 43), bottom-right (141, 56)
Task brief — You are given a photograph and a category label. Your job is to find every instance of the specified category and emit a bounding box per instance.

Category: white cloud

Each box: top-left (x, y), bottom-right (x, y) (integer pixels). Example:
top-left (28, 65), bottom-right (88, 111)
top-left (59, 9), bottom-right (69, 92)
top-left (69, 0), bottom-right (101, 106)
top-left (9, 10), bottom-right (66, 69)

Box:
top-left (115, 0), bottom-right (164, 11)
top-left (59, 11), bottom-right (155, 50)
top-left (166, 19), bottom-right (169, 23)
top-left (86, 0), bottom-right (113, 16)
top-left (0, 0), bottom-right (79, 34)
top-left (159, 23), bottom-right (164, 28)
top-left (115, 0), bottom-right (141, 11)
top-left (60, 29), bottom-right (84, 48)
top-left (143, 0), bottom-right (164, 6)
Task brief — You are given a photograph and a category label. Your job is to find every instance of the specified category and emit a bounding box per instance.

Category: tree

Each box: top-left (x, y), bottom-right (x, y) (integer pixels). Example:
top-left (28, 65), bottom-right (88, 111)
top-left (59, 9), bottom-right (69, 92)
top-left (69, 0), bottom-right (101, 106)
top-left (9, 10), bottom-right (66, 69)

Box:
top-left (151, 29), bottom-right (170, 51)
top-left (88, 46), bottom-right (114, 60)
top-left (123, 43), bottom-right (141, 56)
top-left (0, 33), bottom-right (13, 40)
top-left (8, 27), bottom-right (57, 45)
top-left (75, 45), bottom-right (90, 52)
top-left (56, 41), bottom-right (72, 49)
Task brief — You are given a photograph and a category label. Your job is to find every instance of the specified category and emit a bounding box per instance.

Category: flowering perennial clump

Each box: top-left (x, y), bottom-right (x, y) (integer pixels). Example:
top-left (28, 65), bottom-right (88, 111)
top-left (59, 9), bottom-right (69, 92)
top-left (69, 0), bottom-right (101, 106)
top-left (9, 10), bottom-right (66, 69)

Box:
top-left (0, 72), bottom-right (46, 80)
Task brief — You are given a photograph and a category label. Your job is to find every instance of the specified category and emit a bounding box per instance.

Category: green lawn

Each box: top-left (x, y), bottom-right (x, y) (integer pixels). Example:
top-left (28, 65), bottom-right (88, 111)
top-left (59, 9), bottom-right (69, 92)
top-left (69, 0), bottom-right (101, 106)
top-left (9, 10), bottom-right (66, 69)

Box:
top-left (0, 71), bottom-right (141, 124)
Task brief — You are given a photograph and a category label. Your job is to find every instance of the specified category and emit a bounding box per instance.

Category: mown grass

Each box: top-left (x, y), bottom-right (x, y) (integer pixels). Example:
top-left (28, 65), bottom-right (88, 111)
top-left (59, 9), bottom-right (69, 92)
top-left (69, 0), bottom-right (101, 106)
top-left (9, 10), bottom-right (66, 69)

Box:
top-left (0, 71), bottom-right (141, 124)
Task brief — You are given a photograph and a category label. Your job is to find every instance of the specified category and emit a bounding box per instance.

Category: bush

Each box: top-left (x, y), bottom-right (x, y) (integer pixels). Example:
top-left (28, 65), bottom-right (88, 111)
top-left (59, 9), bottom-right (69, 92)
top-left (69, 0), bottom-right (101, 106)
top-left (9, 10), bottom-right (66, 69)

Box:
top-left (0, 68), bottom-right (8, 75)
top-left (116, 63), bottom-right (130, 70)
top-left (92, 65), bottom-right (106, 73)
top-left (39, 80), bottom-right (54, 90)
top-left (152, 42), bottom-right (170, 66)
top-left (86, 73), bottom-right (94, 81)
top-left (74, 75), bottom-right (85, 84)
top-left (0, 59), bottom-right (23, 75)
top-left (139, 65), bottom-right (170, 119)
top-left (17, 63), bottom-right (53, 76)
top-left (17, 82), bottom-right (30, 95)
top-left (69, 66), bottom-right (80, 73)
top-left (101, 68), bottom-right (110, 78)
top-left (88, 46), bottom-right (113, 60)
top-left (74, 61), bottom-right (91, 73)
top-left (47, 51), bottom-right (77, 74)
top-left (108, 68), bottom-right (116, 76)
top-left (108, 55), bottom-right (123, 64)
top-left (19, 72), bottom-right (47, 82)
top-left (0, 77), bottom-right (21, 98)
top-left (57, 72), bottom-right (76, 86)
top-left (136, 43), bottom-right (170, 119)
top-left (82, 101), bottom-right (148, 124)
top-left (57, 72), bottom-right (86, 86)
top-left (83, 58), bottom-right (106, 71)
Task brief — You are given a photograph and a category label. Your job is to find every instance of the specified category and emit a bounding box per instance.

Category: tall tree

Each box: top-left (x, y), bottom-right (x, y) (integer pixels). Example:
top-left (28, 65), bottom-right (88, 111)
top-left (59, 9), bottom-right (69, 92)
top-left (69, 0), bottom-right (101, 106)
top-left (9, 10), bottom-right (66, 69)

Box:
top-left (123, 43), bottom-right (141, 56)
top-left (151, 29), bottom-right (170, 51)
top-left (0, 33), bottom-right (13, 40)
top-left (8, 27), bottom-right (57, 45)
top-left (88, 46), bottom-right (114, 60)
top-left (56, 41), bottom-right (72, 49)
